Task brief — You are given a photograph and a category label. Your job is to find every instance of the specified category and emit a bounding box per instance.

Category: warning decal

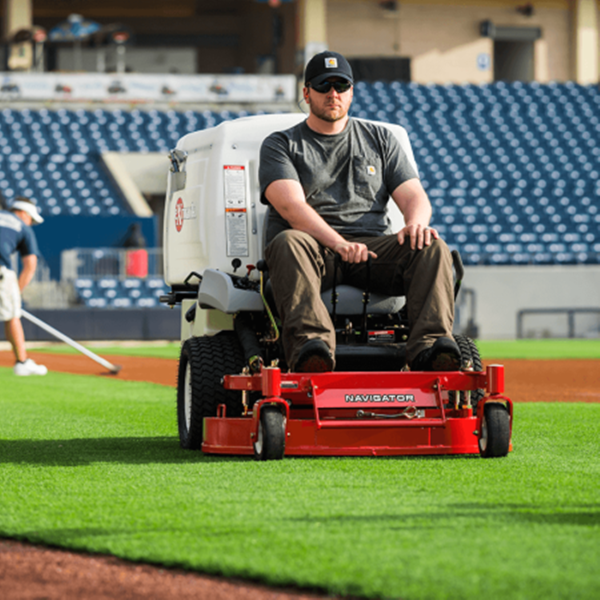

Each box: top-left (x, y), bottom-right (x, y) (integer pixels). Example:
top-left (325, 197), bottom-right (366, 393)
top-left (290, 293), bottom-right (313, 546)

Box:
top-left (224, 165), bottom-right (246, 208)
top-left (223, 165), bottom-right (249, 256)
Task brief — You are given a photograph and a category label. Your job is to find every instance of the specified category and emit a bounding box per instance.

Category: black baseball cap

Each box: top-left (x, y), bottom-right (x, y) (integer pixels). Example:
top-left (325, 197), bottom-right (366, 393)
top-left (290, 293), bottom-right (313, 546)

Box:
top-left (304, 51), bottom-right (354, 86)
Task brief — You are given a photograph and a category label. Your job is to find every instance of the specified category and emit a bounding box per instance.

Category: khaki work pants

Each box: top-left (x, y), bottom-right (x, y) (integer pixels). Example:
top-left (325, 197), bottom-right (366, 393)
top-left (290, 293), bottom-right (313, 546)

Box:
top-left (265, 230), bottom-right (455, 370)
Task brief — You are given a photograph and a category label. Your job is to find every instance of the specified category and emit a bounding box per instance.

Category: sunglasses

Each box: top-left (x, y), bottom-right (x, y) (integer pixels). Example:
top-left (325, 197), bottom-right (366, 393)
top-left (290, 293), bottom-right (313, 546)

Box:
top-left (309, 80), bottom-right (353, 94)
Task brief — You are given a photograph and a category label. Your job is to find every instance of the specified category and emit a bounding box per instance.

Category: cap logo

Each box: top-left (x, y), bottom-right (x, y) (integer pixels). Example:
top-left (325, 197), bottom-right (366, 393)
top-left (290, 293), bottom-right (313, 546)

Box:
top-left (325, 57), bottom-right (338, 69)
top-left (367, 166), bottom-right (376, 176)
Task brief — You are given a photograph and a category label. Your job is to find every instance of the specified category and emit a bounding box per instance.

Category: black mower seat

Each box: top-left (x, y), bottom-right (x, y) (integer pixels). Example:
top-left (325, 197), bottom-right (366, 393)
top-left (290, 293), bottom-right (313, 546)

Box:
top-left (321, 285), bottom-right (404, 315)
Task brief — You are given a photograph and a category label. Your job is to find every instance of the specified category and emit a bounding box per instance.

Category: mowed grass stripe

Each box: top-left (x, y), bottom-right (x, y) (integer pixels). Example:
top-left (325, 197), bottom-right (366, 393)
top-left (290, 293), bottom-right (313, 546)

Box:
top-left (22, 342), bottom-right (181, 360)
top-left (1, 367), bottom-right (599, 599)
top-left (477, 338), bottom-right (600, 360)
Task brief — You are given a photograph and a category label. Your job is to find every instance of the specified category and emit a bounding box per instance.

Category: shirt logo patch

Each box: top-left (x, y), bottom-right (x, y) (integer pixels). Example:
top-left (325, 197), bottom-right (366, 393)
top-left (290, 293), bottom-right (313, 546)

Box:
top-left (325, 57), bottom-right (338, 69)
top-left (367, 165), bottom-right (376, 176)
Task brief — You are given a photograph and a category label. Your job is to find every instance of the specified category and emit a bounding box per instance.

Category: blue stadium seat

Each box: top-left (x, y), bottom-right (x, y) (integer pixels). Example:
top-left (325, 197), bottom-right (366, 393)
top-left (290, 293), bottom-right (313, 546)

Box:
top-left (136, 297), bottom-right (158, 308)
top-left (88, 297), bottom-right (107, 308)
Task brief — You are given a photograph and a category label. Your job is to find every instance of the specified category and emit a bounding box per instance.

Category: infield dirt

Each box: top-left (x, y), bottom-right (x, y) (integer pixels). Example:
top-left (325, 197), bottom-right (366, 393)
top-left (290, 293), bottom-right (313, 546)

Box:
top-left (1, 350), bottom-right (599, 403)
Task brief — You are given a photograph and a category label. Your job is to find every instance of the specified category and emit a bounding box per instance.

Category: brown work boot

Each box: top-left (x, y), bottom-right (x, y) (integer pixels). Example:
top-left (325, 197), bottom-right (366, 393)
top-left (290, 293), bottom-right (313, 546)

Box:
top-left (410, 337), bottom-right (460, 372)
top-left (293, 339), bottom-right (334, 373)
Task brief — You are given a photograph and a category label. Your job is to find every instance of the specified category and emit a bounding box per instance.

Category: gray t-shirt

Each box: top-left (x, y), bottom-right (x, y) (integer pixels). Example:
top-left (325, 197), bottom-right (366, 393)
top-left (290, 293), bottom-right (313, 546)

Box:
top-left (259, 118), bottom-right (418, 244)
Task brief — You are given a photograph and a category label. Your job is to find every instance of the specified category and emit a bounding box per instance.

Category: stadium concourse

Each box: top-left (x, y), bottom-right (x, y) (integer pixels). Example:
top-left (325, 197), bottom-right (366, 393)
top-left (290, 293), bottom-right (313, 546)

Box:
top-left (1, 80), bottom-right (599, 309)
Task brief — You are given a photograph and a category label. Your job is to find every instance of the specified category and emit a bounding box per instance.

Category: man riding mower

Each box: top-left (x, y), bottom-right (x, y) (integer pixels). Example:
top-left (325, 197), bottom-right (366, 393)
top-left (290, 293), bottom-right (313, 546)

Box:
top-left (161, 53), bottom-right (513, 460)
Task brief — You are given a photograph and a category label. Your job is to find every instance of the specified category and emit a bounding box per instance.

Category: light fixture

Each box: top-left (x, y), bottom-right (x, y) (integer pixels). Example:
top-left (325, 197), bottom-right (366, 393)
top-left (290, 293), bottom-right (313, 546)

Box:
top-left (516, 4), bottom-right (535, 17)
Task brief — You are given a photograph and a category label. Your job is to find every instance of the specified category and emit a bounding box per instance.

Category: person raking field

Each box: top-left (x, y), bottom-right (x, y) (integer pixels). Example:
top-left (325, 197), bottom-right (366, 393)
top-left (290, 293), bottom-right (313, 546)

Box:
top-left (0, 196), bottom-right (48, 376)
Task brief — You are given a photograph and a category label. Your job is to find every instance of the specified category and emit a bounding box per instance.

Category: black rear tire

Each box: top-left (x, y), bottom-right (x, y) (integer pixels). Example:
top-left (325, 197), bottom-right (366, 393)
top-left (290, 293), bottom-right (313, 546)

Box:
top-left (479, 403), bottom-right (511, 458)
top-left (451, 334), bottom-right (484, 414)
top-left (177, 332), bottom-right (244, 450)
top-left (253, 406), bottom-right (286, 461)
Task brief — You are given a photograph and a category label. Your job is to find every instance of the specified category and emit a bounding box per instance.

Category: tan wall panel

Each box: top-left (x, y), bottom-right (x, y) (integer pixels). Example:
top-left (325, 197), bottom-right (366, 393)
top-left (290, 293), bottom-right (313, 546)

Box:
top-left (328, 0), bottom-right (572, 83)
top-left (573, 0), bottom-right (599, 83)
top-left (327, 1), bottom-right (398, 56)
top-left (534, 38), bottom-right (550, 82)
top-left (413, 38), bottom-right (493, 84)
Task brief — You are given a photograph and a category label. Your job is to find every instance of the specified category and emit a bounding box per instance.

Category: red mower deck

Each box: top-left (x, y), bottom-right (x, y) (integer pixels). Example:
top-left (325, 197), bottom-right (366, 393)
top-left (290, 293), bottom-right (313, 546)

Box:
top-left (203, 364), bottom-right (513, 458)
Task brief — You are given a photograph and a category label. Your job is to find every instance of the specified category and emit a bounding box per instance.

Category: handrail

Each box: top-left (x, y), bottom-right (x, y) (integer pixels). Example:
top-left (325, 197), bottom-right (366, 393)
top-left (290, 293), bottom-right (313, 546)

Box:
top-left (516, 307), bottom-right (600, 338)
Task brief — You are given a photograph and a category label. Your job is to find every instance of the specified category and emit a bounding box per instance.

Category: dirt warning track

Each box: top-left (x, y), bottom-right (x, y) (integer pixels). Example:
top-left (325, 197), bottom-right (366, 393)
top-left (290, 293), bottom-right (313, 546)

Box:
top-left (0, 351), bottom-right (179, 386)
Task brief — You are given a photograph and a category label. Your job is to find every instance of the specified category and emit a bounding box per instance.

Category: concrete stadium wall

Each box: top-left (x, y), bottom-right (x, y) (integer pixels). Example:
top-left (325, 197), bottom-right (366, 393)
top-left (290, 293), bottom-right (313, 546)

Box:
top-left (460, 264), bottom-right (600, 339)
top-left (0, 308), bottom-right (181, 342)
top-left (328, 0), bottom-right (573, 84)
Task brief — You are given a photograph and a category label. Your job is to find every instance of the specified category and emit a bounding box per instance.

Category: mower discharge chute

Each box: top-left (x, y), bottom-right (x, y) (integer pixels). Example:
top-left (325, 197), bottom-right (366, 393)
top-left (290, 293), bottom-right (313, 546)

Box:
top-left (161, 114), bottom-right (513, 460)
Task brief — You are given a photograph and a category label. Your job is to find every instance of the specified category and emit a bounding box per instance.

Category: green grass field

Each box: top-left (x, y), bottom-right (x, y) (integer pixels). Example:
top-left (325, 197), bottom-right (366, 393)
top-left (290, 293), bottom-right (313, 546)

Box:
top-left (476, 339), bottom-right (600, 360)
top-left (1, 340), bottom-right (599, 599)
top-left (26, 341), bottom-right (182, 359)
top-left (25, 337), bottom-right (600, 360)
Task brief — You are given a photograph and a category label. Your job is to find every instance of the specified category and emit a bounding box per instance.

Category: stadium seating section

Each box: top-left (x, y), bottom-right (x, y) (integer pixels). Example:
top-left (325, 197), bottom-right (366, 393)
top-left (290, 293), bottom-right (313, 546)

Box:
top-left (351, 81), bottom-right (600, 267)
top-left (2, 82), bottom-right (598, 307)
top-left (0, 107), bottom-right (244, 217)
top-left (73, 276), bottom-right (169, 309)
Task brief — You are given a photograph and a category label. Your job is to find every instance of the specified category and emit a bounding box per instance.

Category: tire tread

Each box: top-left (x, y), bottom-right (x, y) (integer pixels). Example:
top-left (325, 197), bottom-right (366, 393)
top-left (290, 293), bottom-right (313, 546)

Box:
top-left (254, 406), bottom-right (285, 461)
top-left (479, 403), bottom-right (511, 458)
top-left (451, 334), bottom-right (484, 413)
top-left (177, 332), bottom-right (244, 450)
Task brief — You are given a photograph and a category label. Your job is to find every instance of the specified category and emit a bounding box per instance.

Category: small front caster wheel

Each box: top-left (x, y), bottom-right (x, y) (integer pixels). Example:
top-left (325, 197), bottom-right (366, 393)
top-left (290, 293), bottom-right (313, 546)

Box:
top-left (479, 403), bottom-right (510, 458)
top-left (253, 406), bottom-right (286, 461)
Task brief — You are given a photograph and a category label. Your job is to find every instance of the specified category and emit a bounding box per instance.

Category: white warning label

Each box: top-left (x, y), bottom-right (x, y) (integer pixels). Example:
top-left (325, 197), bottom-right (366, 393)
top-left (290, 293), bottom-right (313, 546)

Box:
top-left (223, 166), bottom-right (248, 256)
top-left (226, 210), bottom-right (249, 256)
top-left (223, 165), bottom-right (246, 209)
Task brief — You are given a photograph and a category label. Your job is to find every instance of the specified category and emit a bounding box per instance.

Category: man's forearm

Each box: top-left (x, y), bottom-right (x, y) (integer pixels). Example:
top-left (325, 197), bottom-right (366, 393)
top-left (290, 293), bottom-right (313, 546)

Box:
top-left (392, 178), bottom-right (432, 227)
top-left (402, 200), bottom-right (432, 227)
top-left (265, 179), bottom-right (377, 263)
top-left (279, 201), bottom-right (347, 249)
top-left (265, 179), bottom-right (347, 250)
top-left (18, 269), bottom-right (35, 291)
top-left (19, 257), bottom-right (37, 291)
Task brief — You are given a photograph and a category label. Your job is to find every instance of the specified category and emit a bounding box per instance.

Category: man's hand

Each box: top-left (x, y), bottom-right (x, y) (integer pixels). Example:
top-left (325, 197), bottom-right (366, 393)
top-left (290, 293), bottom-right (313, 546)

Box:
top-left (265, 180), bottom-right (379, 263)
top-left (391, 179), bottom-right (438, 250)
top-left (397, 223), bottom-right (439, 250)
top-left (333, 240), bottom-right (377, 263)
